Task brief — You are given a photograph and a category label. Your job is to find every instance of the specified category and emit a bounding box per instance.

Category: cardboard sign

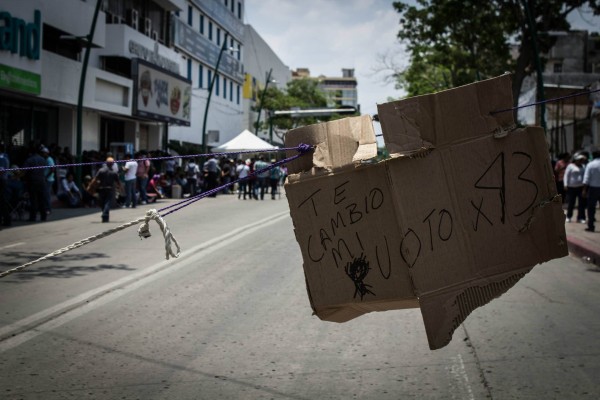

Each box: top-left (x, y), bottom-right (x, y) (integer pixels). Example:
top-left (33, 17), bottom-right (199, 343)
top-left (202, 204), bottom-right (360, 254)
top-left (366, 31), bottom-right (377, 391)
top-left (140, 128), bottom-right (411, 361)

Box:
top-left (284, 75), bottom-right (568, 350)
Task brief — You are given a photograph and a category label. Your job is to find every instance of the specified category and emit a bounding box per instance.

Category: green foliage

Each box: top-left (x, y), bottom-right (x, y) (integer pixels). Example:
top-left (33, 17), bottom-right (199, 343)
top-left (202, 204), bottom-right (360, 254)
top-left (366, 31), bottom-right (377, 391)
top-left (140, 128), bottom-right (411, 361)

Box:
top-left (254, 78), bottom-right (330, 133)
top-left (393, 0), bottom-right (600, 103)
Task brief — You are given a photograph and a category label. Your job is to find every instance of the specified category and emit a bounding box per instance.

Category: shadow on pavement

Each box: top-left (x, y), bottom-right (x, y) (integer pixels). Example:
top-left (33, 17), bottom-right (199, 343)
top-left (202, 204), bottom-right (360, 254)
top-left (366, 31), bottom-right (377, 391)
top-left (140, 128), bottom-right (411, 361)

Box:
top-left (0, 251), bottom-right (135, 282)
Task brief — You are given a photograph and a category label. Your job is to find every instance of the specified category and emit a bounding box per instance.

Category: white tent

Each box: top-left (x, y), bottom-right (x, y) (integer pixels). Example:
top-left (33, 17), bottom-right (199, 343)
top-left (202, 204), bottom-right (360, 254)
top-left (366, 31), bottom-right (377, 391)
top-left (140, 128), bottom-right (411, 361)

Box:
top-left (212, 129), bottom-right (278, 153)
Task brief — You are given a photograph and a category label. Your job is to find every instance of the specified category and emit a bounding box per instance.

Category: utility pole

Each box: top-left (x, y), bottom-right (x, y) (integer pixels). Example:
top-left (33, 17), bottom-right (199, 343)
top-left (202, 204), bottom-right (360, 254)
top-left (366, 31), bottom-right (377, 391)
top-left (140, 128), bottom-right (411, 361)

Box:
top-left (254, 68), bottom-right (273, 135)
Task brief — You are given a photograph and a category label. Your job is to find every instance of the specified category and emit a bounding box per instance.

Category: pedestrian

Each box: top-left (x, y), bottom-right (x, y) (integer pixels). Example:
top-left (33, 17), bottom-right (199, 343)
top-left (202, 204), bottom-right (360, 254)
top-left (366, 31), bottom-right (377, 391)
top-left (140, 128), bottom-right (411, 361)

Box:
top-left (57, 172), bottom-right (82, 208)
top-left (554, 152), bottom-right (570, 204)
top-left (269, 159), bottom-right (282, 200)
top-left (564, 154), bottom-right (587, 223)
top-left (203, 155), bottom-right (220, 197)
top-left (22, 145), bottom-right (47, 222)
top-left (0, 143), bottom-right (10, 227)
top-left (583, 149), bottom-right (600, 232)
top-left (254, 155), bottom-right (270, 200)
top-left (89, 157), bottom-right (122, 223)
top-left (186, 158), bottom-right (199, 196)
top-left (221, 158), bottom-right (232, 194)
top-left (136, 151), bottom-right (151, 205)
top-left (122, 153), bottom-right (138, 208)
top-left (235, 159), bottom-right (250, 199)
top-left (41, 146), bottom-right (55, 214)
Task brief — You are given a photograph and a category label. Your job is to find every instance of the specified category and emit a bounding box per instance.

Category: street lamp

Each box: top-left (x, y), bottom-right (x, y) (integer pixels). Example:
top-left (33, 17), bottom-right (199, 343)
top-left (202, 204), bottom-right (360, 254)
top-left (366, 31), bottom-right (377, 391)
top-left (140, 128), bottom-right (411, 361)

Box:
top-left (254, 68), bottom-right (276, 135)
top-left (201, 41), bottom-right (239, 154)
top-left (75, 0), bottom-right (102, 186)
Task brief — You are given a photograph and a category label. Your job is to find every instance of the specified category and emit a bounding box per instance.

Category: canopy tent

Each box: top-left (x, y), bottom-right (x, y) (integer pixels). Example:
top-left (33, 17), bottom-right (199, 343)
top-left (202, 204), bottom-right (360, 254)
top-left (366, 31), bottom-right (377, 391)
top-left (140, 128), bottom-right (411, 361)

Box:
top-left (211, 129), bottom-right (278, 153)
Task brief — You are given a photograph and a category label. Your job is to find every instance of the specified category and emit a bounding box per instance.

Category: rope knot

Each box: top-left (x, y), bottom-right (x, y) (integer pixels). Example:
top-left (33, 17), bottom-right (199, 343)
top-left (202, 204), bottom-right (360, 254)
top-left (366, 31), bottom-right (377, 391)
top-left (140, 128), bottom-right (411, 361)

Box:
top-left (297, 143), bottom-right (313, 154)
top-left (138, 209), bottom-right (181, 260)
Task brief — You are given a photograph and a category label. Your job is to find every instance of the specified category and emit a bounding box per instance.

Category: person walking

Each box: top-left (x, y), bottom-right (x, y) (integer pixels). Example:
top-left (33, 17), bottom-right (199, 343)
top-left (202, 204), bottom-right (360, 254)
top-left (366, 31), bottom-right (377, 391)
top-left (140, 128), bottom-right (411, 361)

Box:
top-left (203, 155), bottom-right (220, 197)
top-left (23, 146), bottom-right (47, 222)
top-left (564, 154), bottom-right (587, 223)
top-left (583, 149), bottom-right (600, 232)
top-left (89, 157), bottom-right (122, 223)
top-left (41, 146), bottom-right (55, 214)
top-left (122, 153), bottom-right (138, 208)
top-left (136, 151), bottom-right (151, 205)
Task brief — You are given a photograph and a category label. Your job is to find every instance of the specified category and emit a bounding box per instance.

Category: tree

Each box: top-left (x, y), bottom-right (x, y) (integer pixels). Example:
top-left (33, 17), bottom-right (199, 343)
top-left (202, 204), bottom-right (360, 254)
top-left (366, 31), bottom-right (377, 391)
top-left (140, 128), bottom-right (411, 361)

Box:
top-left (393, 0), bottom-right (600, 110)
top-left (254, 78), bottom-right (331, 141)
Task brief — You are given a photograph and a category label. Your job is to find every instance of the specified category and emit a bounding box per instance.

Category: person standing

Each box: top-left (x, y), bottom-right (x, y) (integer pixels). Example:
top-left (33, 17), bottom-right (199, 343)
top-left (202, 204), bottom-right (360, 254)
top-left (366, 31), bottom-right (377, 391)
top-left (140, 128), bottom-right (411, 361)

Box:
top-left (0, 144), bottom-right (10, 227)
top-left (41, 146), bottom-right (55, 214)
top-left (554, 152), bottom-right (570, 204)
top-left (564, 154), bottom-right (587, 223)
top-left (23, 146), bottom-right (47, 222)
top-left (122, 154), bottom-right (138, 208)
top-left (269, 159), bottom-right (282, 200)
top-left (186, 159), bottom-right (199, 196)
top-left (583, 149), bottom-right (600, 232)
top-left (89, 157), bottom-right (122, 223)
top-left (235, 159), bottom-right (250, 199)
top-left (203, 155), bottom-right (220, 197)
top-left (136, 151), bottom-right (151, 205)
top-left (253, 155), bottom-right (270, 200)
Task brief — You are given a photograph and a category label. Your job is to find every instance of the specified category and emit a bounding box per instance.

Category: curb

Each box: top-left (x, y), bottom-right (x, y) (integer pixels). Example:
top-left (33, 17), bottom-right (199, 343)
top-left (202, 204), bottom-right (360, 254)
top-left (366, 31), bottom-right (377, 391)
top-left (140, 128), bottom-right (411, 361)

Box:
top-left (566, 235), bottom-right (600, 267)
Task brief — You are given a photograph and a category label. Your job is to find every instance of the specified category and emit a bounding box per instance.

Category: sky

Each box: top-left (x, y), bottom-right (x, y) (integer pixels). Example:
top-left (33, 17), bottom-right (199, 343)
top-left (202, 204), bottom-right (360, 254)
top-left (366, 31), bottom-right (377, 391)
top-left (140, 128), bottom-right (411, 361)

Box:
top-left (244, 0), bottom-right (405, 118)
top-left (244, 1), bottom-right (600, 119)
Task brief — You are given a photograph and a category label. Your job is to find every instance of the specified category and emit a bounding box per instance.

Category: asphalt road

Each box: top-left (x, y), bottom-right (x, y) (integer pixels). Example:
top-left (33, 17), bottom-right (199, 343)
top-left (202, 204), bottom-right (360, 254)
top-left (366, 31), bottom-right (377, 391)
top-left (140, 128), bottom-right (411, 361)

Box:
top-left (0, 194), bottom-right (599, 399)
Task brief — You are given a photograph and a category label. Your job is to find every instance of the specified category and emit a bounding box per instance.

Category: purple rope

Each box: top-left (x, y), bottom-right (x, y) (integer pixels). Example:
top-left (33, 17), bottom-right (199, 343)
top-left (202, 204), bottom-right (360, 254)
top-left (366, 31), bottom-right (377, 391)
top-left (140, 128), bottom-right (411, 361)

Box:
top-left (159, 144), bottom-right (313, 217)
top-left (490, 87), bottom-right (600, 115)
top-left (3, 145), bottom-right (306, 173)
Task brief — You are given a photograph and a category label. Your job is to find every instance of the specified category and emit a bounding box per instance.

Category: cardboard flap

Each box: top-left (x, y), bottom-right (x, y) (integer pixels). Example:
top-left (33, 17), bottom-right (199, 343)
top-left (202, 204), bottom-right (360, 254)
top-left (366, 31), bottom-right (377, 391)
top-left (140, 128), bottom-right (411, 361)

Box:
top-left (284, 115), bottom-right (377, 174)
top-left (377, 74), bottom-right (515, 155)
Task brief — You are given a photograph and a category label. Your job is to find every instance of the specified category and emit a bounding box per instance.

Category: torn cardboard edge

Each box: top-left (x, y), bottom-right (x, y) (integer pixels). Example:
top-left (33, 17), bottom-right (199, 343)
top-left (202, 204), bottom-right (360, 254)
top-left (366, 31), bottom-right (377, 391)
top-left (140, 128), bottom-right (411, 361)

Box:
top-left (284, 75), bottom-right (568, 350)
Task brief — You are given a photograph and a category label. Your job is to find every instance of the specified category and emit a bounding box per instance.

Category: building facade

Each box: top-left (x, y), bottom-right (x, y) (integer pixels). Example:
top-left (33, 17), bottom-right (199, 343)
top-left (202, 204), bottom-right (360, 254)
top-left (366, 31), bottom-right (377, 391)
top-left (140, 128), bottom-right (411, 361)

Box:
top-left (291, 67), bottom-right (359, 111)
top-left (242, 24), bottom-right (291, 145)
top-left (0, 0), bottom-right (193, 165)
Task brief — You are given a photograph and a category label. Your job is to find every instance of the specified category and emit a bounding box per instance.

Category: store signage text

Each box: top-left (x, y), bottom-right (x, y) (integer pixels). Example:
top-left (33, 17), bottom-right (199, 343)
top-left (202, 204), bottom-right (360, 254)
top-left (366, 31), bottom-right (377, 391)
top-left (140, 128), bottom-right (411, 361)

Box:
top-left (0, 9), bottom-right (41, 60)
top-left (128, 40), bottom-right (179, 74)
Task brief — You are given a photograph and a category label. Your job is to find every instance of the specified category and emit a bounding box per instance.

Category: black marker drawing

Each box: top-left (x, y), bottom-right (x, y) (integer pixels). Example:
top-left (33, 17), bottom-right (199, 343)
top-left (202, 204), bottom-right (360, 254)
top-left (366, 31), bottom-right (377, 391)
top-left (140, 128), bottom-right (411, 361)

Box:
top-left (345, 253), bottom-right (375, 300)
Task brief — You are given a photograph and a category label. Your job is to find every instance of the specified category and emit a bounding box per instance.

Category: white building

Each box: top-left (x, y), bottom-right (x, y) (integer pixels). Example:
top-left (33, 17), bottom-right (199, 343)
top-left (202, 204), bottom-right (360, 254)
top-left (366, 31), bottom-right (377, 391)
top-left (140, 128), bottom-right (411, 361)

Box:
top-left (241, 24), bottom-right (291, 145)
top-left (0, 0), bottom-right (191, 165)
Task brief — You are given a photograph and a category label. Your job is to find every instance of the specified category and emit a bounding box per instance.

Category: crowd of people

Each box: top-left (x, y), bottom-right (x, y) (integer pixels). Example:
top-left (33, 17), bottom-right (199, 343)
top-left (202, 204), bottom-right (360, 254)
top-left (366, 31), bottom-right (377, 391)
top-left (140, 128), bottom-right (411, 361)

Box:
top-left (554, 149), bottom-right (600, 232)
top-left (0, 142), bottom-right (289, 226)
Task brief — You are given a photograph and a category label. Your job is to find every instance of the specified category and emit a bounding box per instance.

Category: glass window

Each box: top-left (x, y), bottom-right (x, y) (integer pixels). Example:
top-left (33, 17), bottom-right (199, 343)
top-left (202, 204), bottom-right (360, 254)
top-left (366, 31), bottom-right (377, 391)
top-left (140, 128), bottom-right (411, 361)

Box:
top-left (208, 21), bottom-right (213, 40)
top-left (187, 59), bottom-right (192, 81)
top-left (208, 70), bottom-right (212, 90)
top-left (187, 5), bottom-right (192, 26)
top-left (215, 73), bottom-right (219, 96)
top-left (237, 43), bottom-right (241, 60)
top-left (229, 81), bottom-right (233, 101)
top-left (217, 28), bottom-right (221, 46)
top-left (198, 64), bottom-right (203, 88)
top-left (238, 2), bottom-right (242, 19)
top-left (199, 14), bottom-right (204, 34)
top-left (237, 85), bottom-right (240, 104)
top-left (223, 77), bottom-right (227, 98)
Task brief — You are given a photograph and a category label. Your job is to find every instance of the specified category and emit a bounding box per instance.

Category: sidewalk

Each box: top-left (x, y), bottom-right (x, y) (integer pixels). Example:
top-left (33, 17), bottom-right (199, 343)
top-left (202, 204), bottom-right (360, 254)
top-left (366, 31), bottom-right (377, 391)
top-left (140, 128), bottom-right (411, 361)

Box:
top-left (564, 217), bottom-right (600, 267)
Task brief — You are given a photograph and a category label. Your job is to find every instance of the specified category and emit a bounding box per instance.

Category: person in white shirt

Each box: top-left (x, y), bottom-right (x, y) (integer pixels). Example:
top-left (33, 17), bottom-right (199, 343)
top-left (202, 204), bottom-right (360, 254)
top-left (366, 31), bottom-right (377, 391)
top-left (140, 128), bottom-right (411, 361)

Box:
top-left (122, 154), bottom-right (138, 208)
top-left (563, 154), bottom-right (587, 223)
top-left (235, 159), bottom-right (250, 200)
top-left (57, 172), bottom-right (81, 208)
top-left (583, 149), bottom-right (600, 232)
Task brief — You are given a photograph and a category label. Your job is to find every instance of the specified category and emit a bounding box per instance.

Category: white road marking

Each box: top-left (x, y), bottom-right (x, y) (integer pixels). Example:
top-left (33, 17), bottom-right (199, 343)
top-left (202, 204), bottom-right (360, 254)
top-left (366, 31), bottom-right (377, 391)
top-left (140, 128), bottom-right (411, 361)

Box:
top-left (0, 242), bottom-right (25, 250)
top-left (0, 211), bottom-right (290, 352)
top-left (449, 353), bottom-right (475, 400)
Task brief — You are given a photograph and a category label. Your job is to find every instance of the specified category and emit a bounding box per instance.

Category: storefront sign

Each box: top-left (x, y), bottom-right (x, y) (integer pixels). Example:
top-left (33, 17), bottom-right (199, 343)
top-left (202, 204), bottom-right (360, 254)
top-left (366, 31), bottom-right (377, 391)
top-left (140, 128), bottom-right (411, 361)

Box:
top-left (128, 40), bottom-right (179, 74)
top-left (172, 18), bottom-right (243, 83)
top-left (132, 59), bottom-right (191, 126)
top-left (0, 9), bottom-right (41, 60)
top-left (0, 63), bottom-right (40, 94)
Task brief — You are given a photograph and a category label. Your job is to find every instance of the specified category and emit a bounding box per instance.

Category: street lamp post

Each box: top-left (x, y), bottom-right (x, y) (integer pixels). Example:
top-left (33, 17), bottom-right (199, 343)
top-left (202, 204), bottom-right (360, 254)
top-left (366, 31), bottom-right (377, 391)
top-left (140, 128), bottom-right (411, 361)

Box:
top-left (201, 41), bottom-right (237, 154)
top-left (254, 68), bottom-right (273, 135)
top-left (75, 0), bottom-right (102, 185)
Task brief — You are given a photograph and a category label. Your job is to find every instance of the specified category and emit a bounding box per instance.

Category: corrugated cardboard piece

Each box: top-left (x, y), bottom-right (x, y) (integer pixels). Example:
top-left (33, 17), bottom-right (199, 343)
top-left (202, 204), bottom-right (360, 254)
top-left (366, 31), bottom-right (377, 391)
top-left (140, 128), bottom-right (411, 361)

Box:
top-left (284, 75), bottom-right (568, 350)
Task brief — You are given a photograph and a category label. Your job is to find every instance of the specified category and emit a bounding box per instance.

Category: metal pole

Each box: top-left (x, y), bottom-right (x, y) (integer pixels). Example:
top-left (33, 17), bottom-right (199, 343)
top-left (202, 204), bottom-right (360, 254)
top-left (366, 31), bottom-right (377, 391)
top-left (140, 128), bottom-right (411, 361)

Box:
top-left (522, 0), bottom-right (547, 134)
top-left (201, 40), bottom-right (228, 155)
top-left (76, 0), bottom-right (102, 186)
top-left (254, 68), bottom-right (272, 135)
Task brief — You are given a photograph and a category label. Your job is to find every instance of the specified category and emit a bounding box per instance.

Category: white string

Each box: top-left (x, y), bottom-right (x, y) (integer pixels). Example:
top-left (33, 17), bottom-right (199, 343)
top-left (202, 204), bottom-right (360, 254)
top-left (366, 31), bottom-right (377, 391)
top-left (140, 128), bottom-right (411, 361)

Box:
top-left (0, 209), bottom-right (180, 279)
